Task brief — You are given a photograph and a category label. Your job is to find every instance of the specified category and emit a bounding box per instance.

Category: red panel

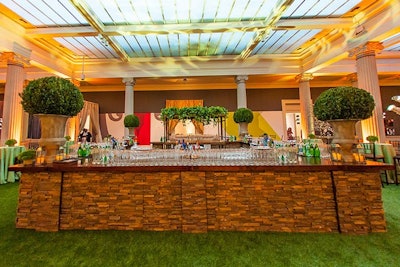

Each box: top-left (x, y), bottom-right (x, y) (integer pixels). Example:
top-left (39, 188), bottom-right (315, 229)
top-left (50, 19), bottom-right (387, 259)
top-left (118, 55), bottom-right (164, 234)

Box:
top-left (135, 113), bottom-right (151, 145)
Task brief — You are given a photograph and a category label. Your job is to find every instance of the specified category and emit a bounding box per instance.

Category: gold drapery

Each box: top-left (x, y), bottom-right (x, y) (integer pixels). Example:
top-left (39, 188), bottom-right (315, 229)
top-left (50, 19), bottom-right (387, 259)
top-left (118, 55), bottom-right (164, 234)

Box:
top-left (75, 101), bottom-right (102, 142)
top-left (166, 100), bottom-right (204, 134)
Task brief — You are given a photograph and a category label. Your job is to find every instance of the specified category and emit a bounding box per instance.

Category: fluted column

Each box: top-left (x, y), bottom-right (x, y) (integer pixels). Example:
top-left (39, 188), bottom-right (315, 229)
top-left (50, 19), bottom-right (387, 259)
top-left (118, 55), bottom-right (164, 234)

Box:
top-left (346, 73), bottom-right (362, 141)
top-left (0, 52), bottom-right (27, 145)
top-left (235, 75), bottom-right (248, 108)
top-left (296, 73), bottom-right (314, 139)
top-left (123, 77), bottom-right (135, 137)
top-left (349, 42), bottom-right (385, 142)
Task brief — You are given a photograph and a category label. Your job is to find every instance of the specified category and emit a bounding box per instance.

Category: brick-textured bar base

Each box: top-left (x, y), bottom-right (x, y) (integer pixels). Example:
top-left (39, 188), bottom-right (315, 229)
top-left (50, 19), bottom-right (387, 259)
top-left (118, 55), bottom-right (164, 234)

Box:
top-left (15, 165), bottom-right (386, 234)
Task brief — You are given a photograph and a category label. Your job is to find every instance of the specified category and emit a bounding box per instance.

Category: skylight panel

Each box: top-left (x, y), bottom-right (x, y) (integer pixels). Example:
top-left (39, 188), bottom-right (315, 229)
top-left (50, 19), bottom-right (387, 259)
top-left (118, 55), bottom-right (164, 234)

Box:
top-left (161, 0), bottom-right (177, 23)
top-left (282, 0), bottom-right (361, 18)
top-left (215, 0), bottom-right (234, 21)
top-left (131, 1), bottom-right (152, 23)
top-left (189, 1), bottom-right (205, 23)
top-left (84, 0), bottom-right (114, 24)
top-left (114, 35), bottom-right (139, 57)
top-left (134, 35), bottom-right (153, 57)
top-left (167, 34), bottom-right (180, 57)
top-left (175, 0), bottom-right (190, 23)
top-left (146, 35), bottom-right (163, 57)
top-left (178, 34), bottom-right (189, 56)
top-left (1, 0), bottom-right (44, 25)
top-left (233, 32), bottom-right (256, 54)
top-left (208, 33), bottom-right (223, 55)
top-left (203, 0), bottom-right (219, 22)
top-left (331, 0), bottom-right (362, 16)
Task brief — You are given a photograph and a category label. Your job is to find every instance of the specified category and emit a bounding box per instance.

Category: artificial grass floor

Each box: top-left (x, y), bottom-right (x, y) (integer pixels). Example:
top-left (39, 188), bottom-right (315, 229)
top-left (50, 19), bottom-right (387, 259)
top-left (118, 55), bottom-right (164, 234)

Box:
top-left (0, 182), bottom-right (399, 267)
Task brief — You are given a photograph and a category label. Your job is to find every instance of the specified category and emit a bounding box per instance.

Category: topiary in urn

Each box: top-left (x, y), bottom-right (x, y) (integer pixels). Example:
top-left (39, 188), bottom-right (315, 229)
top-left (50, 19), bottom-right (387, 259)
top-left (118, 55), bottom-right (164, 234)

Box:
top-left (19, 76), bottom-right (84, 163)
top-left (313, 86), bottom-right (375, 162)
top-left (124, 114), bottom-right (140, 137)
top-left (233, 108), bottom-right (254, 138)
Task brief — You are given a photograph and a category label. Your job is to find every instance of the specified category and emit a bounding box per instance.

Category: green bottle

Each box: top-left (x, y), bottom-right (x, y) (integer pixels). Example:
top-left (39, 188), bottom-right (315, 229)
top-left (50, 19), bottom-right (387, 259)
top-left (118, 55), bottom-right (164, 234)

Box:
top-left (314, 144), bottom-right (320, 158)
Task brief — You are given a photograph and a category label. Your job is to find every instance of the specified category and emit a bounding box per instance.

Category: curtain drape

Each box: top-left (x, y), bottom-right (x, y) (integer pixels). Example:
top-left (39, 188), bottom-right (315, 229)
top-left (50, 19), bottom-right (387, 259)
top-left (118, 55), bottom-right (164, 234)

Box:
top-left (165, 100), bottom-right (204, 134)
top-left (76, 101), bottom-right (102, 142)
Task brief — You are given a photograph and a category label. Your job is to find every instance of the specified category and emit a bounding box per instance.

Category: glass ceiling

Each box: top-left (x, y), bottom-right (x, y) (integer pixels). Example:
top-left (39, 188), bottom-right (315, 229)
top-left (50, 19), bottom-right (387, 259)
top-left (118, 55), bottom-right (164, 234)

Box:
top-left (0, 0), bottom-right (363, 60)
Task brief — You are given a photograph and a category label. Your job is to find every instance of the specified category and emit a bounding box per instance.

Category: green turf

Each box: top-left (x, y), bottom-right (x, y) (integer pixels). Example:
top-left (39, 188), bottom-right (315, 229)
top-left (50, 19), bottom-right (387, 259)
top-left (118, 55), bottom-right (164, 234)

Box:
top-left (1, 183), bottom-right (399, 267)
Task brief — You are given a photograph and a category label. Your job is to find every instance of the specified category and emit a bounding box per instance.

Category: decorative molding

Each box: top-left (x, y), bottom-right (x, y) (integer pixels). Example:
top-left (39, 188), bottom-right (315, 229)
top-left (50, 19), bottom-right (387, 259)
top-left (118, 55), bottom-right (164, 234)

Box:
top-left (0, 52), bottom-right (30, 67)
top-left (295, 73), bottom-right (314, 82)
top-left (348, 41), bottom-right (384, 58)
top-left (122, 77), bottom-right (136, 86)
top-left (235, 75), bottom-right (248, 84)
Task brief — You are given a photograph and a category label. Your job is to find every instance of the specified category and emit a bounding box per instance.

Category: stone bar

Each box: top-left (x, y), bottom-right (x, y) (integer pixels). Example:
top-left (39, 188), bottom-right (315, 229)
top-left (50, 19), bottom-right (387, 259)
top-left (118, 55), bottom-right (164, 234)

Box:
top-left (10, 160), bottom-right (391, 234)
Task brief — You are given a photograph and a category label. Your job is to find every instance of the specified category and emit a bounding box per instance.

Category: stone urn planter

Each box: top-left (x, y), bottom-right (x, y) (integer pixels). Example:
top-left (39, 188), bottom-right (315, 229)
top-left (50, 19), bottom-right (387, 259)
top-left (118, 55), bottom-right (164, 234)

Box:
top-left (20, 76), bottom-right (84, 163)
top-left (313, 86), bottom-right (375, 163)
top-left (328, 120), bottom-right (359, 162)
top-left (124, 114), bottom-right (140, 138)
top-left (233, 108), bottom-right (254, 139)
top-left (36, 114), bottom-right (70, 163)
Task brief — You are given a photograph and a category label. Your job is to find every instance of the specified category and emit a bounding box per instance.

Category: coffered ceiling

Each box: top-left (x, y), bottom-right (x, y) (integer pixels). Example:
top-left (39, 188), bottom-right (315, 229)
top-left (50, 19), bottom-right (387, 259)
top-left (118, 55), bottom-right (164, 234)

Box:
top-left (0, 0), bottom-right (399, 91)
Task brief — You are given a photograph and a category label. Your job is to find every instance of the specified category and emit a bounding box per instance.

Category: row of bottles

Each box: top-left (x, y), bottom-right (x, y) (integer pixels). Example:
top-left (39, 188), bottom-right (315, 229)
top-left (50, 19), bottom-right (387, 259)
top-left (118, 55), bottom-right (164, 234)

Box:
top-left (298, 142), bottom-right (320, 158)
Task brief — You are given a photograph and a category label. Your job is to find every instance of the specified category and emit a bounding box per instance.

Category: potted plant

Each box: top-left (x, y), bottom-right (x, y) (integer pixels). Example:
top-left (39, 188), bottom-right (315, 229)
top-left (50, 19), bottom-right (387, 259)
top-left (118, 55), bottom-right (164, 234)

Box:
top-left (313, 86), bottom-right (375, 162)
top-left (366, 135), bottom-right (378, 143)
top-left (124, 114), bottom-right (140, 137)
top-left (5, 138), bottom-right (17, 147)
top-left (17, 149), bottom-right (36, 165)
top-left (19, 76), bottom-right (84, 163)
top-left (233, 107), bottom-right (254, 137)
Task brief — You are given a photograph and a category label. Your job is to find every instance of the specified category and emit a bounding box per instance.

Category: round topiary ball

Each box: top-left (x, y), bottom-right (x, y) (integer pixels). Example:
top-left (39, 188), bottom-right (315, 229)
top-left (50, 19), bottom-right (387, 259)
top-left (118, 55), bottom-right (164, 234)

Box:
top-left (124, 114), bottom-right (140, 127)
top-left (20, 76), bottom-right (84, 116)
top-left (233, 108), bottom-right (254, 123)
top-left (313, 86), bottom-right (375, 121)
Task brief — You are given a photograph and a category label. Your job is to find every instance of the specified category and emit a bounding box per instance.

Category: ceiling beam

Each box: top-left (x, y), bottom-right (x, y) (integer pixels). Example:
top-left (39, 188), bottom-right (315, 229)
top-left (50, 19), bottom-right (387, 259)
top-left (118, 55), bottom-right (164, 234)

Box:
top-left (69, 0), bottom-right (130, 62)
top-left (25, 18), bottom-right (354, 38)
top-left (240, 0), bottom-right (295, 59)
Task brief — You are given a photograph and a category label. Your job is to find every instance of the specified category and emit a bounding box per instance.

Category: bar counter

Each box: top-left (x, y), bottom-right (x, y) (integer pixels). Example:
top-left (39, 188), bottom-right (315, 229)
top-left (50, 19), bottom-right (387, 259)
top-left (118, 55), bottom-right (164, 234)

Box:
top-left (10, 158), bottom-right (392, 234)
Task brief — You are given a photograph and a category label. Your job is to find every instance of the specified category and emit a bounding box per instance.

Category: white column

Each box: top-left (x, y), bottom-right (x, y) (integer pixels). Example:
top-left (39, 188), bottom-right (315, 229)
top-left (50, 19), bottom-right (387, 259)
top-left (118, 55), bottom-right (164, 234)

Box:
top-left (0, 52), bottom-right (26, 145)
top-left (349, 42), bottom-right (385, 142)
top-left (347, 73), bottom-right (362, 141)
top-left (122, 77), bottom-right (135, 137)
top-left (235, 75), bottom-right (248, 108)
top-left (296, 73), bottom-right (314, 139)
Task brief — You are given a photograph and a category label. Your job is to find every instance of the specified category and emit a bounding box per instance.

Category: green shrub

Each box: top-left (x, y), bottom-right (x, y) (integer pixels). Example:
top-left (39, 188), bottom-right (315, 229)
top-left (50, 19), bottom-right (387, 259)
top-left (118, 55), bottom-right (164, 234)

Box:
top-left (20, 76), bottom-right (84, 116)
top-left (233, 108), bottom-right (254, 123)
top-left (366, 135), bottom-right (378, 142)
top-left (5, 139), bottom-right (17, 146)
top-left (17, 150), bottom-right (36, 161)
top-left (313, 86), bottom-right (375, 121)
top-left (124, 114), bottom-right (140, 128)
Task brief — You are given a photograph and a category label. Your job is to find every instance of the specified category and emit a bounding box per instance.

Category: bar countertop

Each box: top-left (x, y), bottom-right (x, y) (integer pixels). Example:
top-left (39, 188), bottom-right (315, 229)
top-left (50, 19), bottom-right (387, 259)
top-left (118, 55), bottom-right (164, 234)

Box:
top-left (9, 158), bottom-right (394, 173)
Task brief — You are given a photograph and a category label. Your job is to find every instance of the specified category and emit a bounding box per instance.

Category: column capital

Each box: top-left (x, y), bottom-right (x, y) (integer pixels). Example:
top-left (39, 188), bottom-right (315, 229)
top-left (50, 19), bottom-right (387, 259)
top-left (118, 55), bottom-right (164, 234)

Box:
top-left (0, 52), bottom-right (30, 67)
top-left (295, 73), bottom-right (313, 82)
top-left (122, 77), bottom-right (136, 86)
top-left (346, 73), bottom-right (358, 83)
top-left (235, 75), bottom-right (248, 84)
top-left (348, 41), bottom-right (384, 58)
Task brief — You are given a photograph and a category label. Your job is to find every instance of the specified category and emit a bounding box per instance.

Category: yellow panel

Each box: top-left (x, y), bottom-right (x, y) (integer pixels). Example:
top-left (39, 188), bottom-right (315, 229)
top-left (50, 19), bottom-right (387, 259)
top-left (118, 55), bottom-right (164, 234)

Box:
top-left (225, 112), bottom-right (281, 140)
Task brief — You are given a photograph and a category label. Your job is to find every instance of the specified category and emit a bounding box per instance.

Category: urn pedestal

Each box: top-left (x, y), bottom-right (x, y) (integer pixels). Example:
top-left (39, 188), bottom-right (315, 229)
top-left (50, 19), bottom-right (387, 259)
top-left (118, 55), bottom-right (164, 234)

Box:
top-left (329, 119), bottom-right (359, 163)
top-left (36, 114), bottom-right (69, 163)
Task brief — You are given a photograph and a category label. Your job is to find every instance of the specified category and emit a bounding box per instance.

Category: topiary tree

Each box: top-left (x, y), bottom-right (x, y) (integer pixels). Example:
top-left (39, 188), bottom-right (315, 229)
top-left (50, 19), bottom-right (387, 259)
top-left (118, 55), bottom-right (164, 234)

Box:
top-left (313, 86), bottom-right (375, 121)
top-left (20, 76), bottom-right (84, 116)
top-left (124, 114), bottom-right (140, 128)
top-left (233, 108), bottom-right (254, 123)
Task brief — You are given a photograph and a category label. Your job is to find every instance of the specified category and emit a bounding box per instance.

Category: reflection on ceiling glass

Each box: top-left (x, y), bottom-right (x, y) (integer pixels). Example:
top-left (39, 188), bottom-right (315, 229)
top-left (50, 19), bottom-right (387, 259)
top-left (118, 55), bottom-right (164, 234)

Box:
top-left (0, 0), bottom-right (370, 60)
